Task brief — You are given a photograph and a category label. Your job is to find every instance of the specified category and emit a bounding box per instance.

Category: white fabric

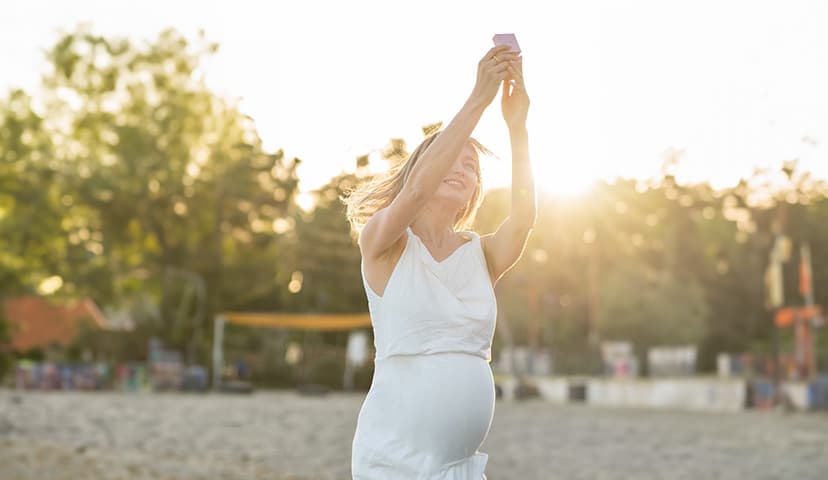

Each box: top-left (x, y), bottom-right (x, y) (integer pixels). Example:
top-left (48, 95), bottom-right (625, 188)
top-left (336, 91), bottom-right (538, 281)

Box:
top-left (352, 227), bottom-right (497, 479)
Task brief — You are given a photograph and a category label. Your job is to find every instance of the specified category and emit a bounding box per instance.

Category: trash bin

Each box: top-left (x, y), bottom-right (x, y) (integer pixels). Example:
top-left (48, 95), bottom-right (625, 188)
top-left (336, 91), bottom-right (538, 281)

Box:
top-left (569, 382), bottom-right (587, 403)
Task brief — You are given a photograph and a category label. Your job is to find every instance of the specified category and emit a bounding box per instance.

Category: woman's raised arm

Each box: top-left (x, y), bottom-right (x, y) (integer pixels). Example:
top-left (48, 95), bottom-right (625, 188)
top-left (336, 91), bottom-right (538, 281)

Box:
top-left (360, 45), bottom-right (519, 260)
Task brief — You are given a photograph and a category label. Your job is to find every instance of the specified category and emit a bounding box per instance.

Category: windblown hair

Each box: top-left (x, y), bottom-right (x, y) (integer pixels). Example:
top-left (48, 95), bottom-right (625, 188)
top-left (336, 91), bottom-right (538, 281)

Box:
top-left (343, 131), bottom-right (490, 238)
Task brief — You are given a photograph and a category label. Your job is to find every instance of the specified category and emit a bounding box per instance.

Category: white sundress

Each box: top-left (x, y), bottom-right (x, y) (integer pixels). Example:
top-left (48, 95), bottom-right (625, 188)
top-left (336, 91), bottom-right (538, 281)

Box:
top-left (351, 227), bottom-right (497, 479)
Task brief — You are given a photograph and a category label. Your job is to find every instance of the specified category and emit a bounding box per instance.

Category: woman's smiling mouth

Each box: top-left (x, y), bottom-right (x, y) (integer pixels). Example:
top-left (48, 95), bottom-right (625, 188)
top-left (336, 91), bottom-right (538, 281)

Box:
top-left (444, 178), bottom-right (465, 189)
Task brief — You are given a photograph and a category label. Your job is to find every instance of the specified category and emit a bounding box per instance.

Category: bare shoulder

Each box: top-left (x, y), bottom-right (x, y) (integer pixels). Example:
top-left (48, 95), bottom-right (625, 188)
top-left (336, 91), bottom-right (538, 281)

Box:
top-left (359, 208), bottom-right (407, 261)
top-left (375, 232), bottom-right (407, 263)
top-left (360, 225), bottom-right (409, 297)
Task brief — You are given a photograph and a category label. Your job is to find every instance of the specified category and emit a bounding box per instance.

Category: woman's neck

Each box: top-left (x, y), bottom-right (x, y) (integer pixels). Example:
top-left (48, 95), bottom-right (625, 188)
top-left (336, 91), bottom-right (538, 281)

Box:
top-left (411, 205), bottom-right (460, 246)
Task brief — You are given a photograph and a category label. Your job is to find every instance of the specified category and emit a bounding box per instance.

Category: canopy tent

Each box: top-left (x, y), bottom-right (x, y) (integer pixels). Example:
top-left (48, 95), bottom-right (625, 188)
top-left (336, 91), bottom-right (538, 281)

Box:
top-left (221, 312), bottom-right (370, 330)
top-left (211, 312), bottom-right (371, 390)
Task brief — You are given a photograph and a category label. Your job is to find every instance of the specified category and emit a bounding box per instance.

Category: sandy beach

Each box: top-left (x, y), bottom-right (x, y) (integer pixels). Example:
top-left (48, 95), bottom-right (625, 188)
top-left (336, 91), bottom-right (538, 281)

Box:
top-left (1, 389), bottom-right (826, 479)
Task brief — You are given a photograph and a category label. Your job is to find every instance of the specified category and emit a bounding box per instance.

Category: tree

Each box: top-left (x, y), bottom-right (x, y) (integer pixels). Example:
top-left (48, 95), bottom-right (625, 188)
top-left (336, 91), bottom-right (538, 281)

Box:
top-left (290, 171), bottom-right (365, 314)
top-left (0, 89), bottom-right (62, 294)
top-left (38, 26), bottom-right (300, 363)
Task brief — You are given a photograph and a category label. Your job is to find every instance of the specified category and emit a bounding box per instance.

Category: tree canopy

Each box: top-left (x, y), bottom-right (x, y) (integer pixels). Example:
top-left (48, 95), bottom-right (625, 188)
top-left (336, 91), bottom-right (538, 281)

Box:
top-left (1, 27), bottom-right (826, 380)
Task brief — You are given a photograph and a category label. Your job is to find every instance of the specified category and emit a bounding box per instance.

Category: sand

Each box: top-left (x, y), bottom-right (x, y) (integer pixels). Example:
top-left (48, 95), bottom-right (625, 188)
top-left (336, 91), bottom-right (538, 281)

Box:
top-left (1, 389), bottom-right (827, 479)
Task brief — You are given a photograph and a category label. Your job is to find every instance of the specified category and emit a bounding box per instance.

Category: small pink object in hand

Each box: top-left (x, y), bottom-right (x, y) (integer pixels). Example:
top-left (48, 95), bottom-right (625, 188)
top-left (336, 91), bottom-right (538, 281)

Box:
top-left (492, 33), bottom-right (520, 53)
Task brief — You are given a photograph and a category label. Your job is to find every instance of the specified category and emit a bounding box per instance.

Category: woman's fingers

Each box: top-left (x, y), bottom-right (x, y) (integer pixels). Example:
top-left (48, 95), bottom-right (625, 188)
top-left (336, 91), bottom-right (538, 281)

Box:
top-left (493, 61), bottom-right (512, 73)
top-left (481, 45), bottom-right (514, 63)
top-left (514, 60), bottom-right (525, 85)
top-left (494, 51), bottom-right (521, 64)
top-left (484, 50), bottom-right (520, 68)
top-left (502, 78), bottom-right (512, 98)
top-left (506, 62), bottom-right (526, 92)
top-left (507, 65), bottom-right (522, 84)
top-left (473, 46), bottom-right (522, 106)
top-left (486, 55), bottom-right (520, 74)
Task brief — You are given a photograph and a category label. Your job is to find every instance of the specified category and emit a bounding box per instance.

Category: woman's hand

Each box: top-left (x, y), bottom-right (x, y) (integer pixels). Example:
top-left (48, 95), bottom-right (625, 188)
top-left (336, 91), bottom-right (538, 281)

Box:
top-left (501, 57), bottom-right (529, 131)
top-left (470, 46), bottom-right (520, 108)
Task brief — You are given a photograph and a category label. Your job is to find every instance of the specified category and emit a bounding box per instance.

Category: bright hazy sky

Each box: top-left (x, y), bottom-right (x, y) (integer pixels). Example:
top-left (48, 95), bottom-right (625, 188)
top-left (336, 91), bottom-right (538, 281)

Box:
top-left (3, 0), bottom-right (827, 196)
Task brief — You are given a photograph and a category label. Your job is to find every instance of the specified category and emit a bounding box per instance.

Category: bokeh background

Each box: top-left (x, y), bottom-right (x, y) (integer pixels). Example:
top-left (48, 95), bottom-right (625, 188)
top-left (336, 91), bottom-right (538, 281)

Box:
top-left (2, 1), bottom-right (828, 479)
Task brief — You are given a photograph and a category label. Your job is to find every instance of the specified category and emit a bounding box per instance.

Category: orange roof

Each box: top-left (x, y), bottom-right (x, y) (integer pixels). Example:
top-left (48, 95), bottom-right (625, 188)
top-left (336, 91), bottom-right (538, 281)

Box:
top-left (2, 296), bottom-right (108, 352)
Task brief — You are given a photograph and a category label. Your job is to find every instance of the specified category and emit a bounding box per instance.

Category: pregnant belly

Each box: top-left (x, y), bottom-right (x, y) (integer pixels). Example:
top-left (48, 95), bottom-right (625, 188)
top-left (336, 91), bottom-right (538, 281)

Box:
top-left (355, 353), bottom-right (495, 463)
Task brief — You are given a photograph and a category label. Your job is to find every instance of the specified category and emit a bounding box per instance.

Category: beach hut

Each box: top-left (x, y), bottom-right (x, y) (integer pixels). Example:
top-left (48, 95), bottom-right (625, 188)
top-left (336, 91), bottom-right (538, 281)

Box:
top-left (2, 296), bottom-right (109, 359)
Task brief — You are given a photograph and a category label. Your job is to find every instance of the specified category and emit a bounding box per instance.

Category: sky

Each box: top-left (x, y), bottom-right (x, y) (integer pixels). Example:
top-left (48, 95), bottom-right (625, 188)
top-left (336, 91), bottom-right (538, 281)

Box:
top-left (2, 0), bottom-right (827, 197)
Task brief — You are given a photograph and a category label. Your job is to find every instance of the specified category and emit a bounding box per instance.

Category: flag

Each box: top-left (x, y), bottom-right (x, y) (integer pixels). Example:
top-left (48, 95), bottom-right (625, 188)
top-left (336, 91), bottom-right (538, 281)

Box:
top-left (765, 262), bottom-right (784, 309)
top-left (799, 243), bottom-right (813, 299)
top-left (764, 234), bottom-right (789, 309)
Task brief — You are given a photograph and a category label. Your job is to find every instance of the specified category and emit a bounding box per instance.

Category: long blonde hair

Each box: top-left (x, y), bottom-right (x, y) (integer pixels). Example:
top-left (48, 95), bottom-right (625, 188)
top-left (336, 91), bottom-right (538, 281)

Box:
top-left (343, 131), bottom-right (490, 238)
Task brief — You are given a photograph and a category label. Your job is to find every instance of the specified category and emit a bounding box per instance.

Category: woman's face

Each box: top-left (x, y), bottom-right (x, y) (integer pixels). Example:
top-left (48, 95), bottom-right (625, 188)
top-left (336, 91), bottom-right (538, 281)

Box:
top-left (433, 143), bottom-right (479, 210)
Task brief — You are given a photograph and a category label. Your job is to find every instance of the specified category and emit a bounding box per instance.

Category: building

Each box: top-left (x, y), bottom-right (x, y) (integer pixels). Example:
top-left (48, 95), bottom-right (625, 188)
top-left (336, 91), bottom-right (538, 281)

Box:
top-left (1, 296), bottom-right (108, 359)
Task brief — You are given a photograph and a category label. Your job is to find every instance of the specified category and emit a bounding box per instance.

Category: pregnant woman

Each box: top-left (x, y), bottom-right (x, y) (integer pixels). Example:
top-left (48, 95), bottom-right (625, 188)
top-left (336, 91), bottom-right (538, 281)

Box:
top-left (345, 44), bottom-right (536, 479)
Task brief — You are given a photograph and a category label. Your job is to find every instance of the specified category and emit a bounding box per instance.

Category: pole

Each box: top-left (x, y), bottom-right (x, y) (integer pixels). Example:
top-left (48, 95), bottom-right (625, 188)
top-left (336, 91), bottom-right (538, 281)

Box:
top-left (801, 243), bottom-right (817, 379)
top-left (587, 238), bottom-right (600, 347)
top-left (527, 283), bottom-right (539, 374)
top-left (212, 315), bottom-right (225, 391)
top-left (765, 226), bottom-right (788, 406)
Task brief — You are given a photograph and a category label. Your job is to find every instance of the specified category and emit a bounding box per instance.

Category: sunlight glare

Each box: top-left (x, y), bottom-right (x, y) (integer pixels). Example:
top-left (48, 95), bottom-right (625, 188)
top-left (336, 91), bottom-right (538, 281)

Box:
top-left (534, 161), bottom-right (597, 198)
top-left (482, 143), bottom-right (597, 198)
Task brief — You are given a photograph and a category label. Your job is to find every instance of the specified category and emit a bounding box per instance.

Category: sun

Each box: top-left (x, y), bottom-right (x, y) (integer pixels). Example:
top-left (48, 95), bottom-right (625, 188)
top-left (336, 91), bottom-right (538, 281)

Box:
top-left (534, 160), bottom-right (597, 198)
top-left (481, 145), bottom-right (597, 199)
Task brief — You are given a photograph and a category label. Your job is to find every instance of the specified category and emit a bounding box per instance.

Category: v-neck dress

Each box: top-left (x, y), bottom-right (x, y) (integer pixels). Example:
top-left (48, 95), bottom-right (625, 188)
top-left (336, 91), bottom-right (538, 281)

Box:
top-left (351, 227), bottom-right (497, 479)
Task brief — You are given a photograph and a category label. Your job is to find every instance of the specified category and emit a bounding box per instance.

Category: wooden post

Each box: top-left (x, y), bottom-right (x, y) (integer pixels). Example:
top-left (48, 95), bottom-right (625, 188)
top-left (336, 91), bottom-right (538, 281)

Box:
top-left (212, 315), bottom-right (225, 391)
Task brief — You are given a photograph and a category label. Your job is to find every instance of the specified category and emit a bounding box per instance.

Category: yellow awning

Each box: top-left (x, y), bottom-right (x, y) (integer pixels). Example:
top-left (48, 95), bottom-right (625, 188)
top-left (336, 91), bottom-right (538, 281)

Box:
top-left (221, 312), bottom-right (371, 330)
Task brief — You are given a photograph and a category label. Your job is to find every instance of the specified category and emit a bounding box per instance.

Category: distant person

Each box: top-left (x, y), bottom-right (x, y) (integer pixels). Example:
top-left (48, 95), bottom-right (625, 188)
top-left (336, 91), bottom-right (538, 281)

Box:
top-left (234, 358), bottom-right (248, 380)
top-left (345, 43), bottom-right (535, 479)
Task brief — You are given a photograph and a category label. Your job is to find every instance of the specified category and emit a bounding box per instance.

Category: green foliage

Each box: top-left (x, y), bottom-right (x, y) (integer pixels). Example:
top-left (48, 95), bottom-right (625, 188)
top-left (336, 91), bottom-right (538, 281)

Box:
top-left (2, 26), bottom-right (302, 366)
top-left (305, 354), bottom-right (346, 390)
top-left (0, 306), bottom-right (12, 380)
top-left (0, 90), bottom-right (62, 294)
top-left (2, 26), bottom-right (827, 384)
top-left (597, 262), bottom-right (709, 365)
top-left (286, 172), bottom-right (366, 313)
top-left (352, 361), bottom-right (375, 391)
top-left (483, 167), bottom-right (828, 374)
